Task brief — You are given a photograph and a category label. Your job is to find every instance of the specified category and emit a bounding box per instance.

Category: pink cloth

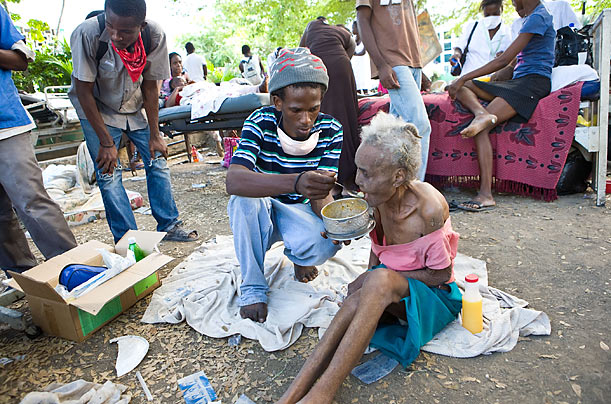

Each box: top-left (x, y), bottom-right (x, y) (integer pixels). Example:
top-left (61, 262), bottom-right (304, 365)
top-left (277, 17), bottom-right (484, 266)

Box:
top-left (370, 218), bottom-right (459, 283)
top-left (357, 82), bottom-right (583, 201)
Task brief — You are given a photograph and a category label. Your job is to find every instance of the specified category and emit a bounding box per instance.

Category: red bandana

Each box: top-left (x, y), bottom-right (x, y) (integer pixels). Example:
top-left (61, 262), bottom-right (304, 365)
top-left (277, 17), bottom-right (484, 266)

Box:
top-left (112, 34), bottom-right (147, 83)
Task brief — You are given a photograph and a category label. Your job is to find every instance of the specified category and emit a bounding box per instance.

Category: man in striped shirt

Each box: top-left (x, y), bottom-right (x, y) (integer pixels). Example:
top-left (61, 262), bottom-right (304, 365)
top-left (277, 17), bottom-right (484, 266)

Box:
top-left (226, 48), bottom-right (344, 323)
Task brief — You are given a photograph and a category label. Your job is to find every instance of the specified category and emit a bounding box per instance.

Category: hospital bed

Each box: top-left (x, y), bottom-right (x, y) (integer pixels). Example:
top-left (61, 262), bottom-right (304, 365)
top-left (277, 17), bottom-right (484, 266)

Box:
top-left (158, 93), bottom-right (270, 160)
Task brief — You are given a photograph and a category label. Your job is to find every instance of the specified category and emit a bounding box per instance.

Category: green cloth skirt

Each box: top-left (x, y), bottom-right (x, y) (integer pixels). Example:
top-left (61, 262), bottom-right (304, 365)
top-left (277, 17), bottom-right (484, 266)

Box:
top-left (368, 265), bottom-right (463, 367)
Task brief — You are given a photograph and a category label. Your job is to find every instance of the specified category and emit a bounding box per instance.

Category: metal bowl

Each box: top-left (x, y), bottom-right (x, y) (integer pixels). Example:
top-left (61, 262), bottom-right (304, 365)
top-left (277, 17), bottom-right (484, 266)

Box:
top-left (321, 198), bottom-right (370, 236)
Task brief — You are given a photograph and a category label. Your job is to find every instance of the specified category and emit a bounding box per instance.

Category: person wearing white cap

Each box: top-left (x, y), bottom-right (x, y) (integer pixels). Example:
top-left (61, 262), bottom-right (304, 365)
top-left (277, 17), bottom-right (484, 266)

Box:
top-left (226, 48), bottom-right (344, 323)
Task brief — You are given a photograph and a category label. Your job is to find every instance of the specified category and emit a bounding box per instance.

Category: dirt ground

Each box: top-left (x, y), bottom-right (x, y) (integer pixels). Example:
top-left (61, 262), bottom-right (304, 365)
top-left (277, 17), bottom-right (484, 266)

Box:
top-left (1, 150), bottom-right (610, 404)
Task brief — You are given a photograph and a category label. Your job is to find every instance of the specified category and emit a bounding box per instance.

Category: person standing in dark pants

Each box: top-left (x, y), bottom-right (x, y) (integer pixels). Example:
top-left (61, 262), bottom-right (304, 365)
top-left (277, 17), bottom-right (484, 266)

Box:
top-left (300, 17), bottom-right (360, 194)
top-left (0, 6), bottom-right (77, 274)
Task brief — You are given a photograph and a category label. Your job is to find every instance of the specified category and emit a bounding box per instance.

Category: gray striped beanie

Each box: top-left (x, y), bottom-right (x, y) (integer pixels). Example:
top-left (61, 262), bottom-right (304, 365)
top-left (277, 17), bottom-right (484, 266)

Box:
top-left (269, 47), bottom-right (329, 93)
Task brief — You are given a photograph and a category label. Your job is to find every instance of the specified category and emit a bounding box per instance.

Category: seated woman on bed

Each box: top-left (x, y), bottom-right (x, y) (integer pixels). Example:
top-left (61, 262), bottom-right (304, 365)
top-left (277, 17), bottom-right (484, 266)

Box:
top-left (278, 112), bottom-right (462, 404)
top-left (447, 0), bottom-right (555, 211)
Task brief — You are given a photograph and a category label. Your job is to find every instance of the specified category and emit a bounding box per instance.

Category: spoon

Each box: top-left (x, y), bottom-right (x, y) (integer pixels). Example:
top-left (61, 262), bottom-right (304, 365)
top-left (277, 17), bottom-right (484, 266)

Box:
top-left (335, 182), bottom-right (364, 198)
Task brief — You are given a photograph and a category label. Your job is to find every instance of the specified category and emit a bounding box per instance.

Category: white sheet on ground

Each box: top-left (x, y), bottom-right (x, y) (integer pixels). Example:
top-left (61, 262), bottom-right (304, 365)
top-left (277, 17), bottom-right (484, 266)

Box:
top-left (142, 236), bottom-right (550, 357)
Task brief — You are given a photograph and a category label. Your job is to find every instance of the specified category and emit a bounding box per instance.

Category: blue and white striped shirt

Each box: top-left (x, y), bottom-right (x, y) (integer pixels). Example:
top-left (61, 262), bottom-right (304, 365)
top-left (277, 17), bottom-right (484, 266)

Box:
top-left (231, 106), bottom-right (343, 204)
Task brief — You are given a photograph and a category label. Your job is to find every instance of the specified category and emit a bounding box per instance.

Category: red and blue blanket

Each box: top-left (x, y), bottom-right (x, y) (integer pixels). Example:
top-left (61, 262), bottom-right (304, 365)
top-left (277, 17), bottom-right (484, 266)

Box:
top-left (357, 83), bottom-right (583, 201)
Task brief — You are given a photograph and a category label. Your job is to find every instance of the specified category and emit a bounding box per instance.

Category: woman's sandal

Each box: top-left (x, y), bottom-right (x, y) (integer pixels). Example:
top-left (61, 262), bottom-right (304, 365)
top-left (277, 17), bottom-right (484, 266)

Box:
top-left (458, 200), bottom-right (496, 212)
top-left (163, 225), bottom-right (199, 242)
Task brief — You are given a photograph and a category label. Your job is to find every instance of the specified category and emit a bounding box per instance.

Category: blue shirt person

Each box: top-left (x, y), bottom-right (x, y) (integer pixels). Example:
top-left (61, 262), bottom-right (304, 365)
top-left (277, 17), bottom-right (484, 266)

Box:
top-left (0, 5), bottom-right (77, 274)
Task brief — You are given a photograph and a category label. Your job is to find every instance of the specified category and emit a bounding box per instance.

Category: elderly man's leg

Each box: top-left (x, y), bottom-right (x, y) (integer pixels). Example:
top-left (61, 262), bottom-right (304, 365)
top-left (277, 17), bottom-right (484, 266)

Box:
top-left (301, 268), bottom-right (410, 404)
top-left (278, 291), bottom-right (361, 404)
top-left (0, 133), bottom-right (76, 271)
top-left (228, 196), bottom-right (278, 322)
top-left (270, 199), bottom-right (341, 283)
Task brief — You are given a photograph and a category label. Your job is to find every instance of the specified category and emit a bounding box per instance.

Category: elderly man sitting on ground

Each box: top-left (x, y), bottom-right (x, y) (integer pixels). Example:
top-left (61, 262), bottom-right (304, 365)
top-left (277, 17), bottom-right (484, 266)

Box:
top-left (278, 112), bottom-right (463, 404)
top-left (226, 48), bottom-right (344, 323)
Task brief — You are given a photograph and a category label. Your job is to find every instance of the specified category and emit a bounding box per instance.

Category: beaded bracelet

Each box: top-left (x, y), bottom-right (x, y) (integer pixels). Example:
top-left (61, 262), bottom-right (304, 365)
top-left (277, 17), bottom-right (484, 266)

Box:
top-left (294, 171), bottom-right (306, 194)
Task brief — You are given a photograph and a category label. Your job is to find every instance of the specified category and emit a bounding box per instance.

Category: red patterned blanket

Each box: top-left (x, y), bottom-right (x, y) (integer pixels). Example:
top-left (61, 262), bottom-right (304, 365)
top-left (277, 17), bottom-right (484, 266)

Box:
top-left (357, 83), bottom-right (583, 201)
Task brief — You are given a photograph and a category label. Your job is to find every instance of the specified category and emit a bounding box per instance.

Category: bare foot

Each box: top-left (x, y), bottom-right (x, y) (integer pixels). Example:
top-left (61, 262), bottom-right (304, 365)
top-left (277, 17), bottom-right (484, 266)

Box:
top-left (239, 302), bottom-right (268, 323)
top-left (294, 264), bottom-right (319, 283)
top-left (460, 113), bottom-right (497, 138)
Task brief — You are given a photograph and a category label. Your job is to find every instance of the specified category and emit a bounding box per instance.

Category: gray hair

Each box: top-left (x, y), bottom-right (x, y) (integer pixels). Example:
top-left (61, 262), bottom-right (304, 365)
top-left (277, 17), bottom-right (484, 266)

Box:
top-left (359, 112), bottom-right (422, 182)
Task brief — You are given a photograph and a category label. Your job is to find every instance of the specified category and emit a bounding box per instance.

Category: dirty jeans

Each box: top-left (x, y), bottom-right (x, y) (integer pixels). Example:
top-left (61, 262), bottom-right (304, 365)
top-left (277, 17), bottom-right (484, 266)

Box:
top-left (80, 119), bottom-right (180, 242)
top-left (228, 196), bottom-right (341, 306)
top-left (0, 132), bottom-right (77, 273)
top-left (388, 66), bottom-right (432, 181)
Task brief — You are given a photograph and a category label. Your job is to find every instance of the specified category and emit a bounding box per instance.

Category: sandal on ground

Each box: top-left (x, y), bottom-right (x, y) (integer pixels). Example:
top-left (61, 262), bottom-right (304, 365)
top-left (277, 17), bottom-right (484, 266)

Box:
top-left (458, 200), bottom-right (496, 212)
top-left (163, 225), bottom-right (199, 242)
top-left (448, 199), bottom-right (460, 212)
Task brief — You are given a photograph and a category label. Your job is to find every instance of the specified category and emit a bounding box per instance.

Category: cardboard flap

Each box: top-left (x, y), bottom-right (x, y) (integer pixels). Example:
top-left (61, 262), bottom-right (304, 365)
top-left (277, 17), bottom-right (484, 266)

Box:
top-left (6, 240), bottom-right (111, 301)
top-left (16, 241), bottom-right (112, 286)
top-left (8, 271), bottom-right (65, 303)
top-left (115, 230), bottom-right (166, 256)
top-left (70, 253), bottom-right (173, 315)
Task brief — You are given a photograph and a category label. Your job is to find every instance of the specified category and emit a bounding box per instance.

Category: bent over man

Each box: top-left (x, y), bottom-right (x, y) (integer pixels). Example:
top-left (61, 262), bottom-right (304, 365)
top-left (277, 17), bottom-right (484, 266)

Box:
top-left (69, 0), bottom-right (197, 243)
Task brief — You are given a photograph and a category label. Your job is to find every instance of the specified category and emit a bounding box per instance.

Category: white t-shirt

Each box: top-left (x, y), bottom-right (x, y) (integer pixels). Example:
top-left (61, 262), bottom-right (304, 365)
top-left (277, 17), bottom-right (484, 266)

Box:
top-left (184, 53), bottom-right (207, 82)
top-left (241, 54), bottom-right (263, 86)
top-left (511, 0), bottom-right (582, 39)
top-left (455, 20), bottom-right (513, 77)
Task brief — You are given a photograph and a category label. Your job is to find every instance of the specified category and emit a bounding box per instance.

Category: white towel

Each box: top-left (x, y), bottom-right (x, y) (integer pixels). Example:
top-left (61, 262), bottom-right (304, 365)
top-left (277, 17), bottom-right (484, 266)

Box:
top-left (142, 236), bottom-right (550, 356)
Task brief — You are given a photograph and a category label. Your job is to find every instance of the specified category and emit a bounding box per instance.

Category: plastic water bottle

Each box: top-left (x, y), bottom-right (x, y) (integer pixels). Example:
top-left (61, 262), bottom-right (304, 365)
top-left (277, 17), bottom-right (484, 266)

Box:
top-left (450, 57), bottom-right (462, 76)
top-left (127, 237), bottom-right (146, 262)
top-left (462, 274), bottom-right (483, 334)
top-left (191, 145), bottom-right (199, 162)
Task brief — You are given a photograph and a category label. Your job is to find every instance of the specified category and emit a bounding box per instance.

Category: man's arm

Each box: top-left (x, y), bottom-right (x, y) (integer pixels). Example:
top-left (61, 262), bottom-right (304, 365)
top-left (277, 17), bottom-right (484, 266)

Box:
top-left (226, 164), bottom-right (335, 200)
top-left (239, 62), bottom-right (244, 74)
top-left (0, 49), bottom-right (27, 71)
top-left (75, 78), bottom-right (117, 174)
top-left (356, 6), bottom-right (399, 89)
top-left (202, 63), bottom-right (207, 80)
top-left (141, 78), bottom-right (168, 158)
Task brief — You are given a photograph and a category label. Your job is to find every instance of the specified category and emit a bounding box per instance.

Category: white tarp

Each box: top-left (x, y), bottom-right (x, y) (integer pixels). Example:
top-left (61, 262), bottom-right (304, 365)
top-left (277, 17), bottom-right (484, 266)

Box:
top-left (142, 236), bottom-right (550, 357)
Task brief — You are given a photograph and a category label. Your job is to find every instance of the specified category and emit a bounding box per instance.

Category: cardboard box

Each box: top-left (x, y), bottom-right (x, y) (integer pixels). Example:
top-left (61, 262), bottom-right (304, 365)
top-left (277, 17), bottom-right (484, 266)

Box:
top-left (8, 231), bottom-right (173, 342)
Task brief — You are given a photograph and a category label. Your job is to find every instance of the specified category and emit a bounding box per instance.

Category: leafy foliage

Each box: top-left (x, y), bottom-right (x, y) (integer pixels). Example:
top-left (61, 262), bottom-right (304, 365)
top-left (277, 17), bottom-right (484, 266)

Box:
top-left (179, 0), bottom-right (356, 80)
top-left (12, 38), bottom-right (72, 93)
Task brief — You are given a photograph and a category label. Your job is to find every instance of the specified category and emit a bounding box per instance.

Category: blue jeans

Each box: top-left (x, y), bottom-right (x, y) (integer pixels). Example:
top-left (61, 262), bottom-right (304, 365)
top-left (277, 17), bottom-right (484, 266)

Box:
top-left (388, 66), bottom-right (432, 181)
top-left (81, 119), bottom-right (180, 242)
top-left (228, 196), bottom-right (341, 306)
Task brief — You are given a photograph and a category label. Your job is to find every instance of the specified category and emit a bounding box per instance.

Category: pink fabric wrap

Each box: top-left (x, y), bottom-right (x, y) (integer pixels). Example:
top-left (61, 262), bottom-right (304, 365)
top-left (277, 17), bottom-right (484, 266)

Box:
top-left (370, 218), bottom-right (459, 283)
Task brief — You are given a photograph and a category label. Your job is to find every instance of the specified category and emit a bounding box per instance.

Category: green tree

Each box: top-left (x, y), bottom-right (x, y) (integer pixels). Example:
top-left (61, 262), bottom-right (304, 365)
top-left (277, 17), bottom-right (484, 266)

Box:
top-left (179, 0), bottom-right (357, 80)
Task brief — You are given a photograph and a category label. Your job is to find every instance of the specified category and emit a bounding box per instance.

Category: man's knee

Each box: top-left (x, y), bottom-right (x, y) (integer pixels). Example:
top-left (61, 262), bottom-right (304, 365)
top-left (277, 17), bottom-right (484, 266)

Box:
top-left (289, 235), bottom-right (340, 264)
top-left (147, 154), bottom-right (169, 171)
top-left (96, 170), bottom-right (122, 189)
top-left (228, 196), bottom-right (269, 216)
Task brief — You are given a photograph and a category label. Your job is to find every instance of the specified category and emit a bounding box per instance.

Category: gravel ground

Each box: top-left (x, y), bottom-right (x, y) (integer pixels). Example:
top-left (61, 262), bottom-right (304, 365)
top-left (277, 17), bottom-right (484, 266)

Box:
top-left (1, 152), bottom-right (610, 404)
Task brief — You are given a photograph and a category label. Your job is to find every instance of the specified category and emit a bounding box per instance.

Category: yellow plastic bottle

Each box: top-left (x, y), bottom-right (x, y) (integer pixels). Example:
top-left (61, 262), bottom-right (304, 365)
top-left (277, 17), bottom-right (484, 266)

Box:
top-left (462, 274), bottom-right (483, 334)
